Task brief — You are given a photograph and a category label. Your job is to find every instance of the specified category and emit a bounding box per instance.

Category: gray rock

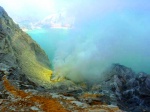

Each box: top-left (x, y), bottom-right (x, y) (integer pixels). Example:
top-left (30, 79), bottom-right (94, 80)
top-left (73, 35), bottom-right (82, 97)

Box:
top-left (30, 106), bottom-right (40, 111)
top-left (146, 77), bottom-right (150, 89)
top-left (99, 64), bottom-right (150, 111)
top-left (0, 6), bottom-right (51, 87)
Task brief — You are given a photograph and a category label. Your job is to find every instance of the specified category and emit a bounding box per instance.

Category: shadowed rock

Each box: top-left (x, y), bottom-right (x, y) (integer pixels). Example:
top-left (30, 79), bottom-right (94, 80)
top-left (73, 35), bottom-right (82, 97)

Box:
top-left (99, 64), bottom-right (150, 111)
top-left (0, 6), bottom-right (52, 87)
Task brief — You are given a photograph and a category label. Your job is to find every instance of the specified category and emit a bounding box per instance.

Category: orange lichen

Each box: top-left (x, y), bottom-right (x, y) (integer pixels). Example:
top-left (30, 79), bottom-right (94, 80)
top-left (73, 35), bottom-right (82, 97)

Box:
top-left (1, 76), bottom-right (122, 112)
top-left (2, 76), bottom-right (68, 112)
top-left (80, 93), bottom-right (103, 99)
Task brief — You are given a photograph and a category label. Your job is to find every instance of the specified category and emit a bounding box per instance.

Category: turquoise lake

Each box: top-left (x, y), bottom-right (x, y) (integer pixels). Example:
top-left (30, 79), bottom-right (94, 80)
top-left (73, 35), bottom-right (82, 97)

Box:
top-left (27, 27), bottom-right (150, 74)
top-left (27, 12), bottom-right (150, 75)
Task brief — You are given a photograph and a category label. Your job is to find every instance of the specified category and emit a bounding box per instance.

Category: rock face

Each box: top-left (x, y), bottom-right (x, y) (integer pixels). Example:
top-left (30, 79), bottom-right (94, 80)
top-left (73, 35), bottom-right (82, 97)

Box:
top-left (1, 6), bottom-right (150, 112)
top-left (99, 64), bottom-right (150, 112)
top-left (0, 6), bottom-right (52, 86)
top-left (0, 76), bottom-right (122, 112)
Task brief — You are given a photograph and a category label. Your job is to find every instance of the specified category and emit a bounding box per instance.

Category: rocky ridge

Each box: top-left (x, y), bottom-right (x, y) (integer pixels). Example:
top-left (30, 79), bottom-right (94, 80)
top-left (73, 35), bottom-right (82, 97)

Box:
top-left (0, 6), bottom-right (123, 111)
top-left (0, 6), bottom-right (123, 112)
top-left (96, 64), bottom-right (150, 112)
top-left (0, 6), bottom-right (52, 87)
top-left (0, 6), bottom-right (150, 112)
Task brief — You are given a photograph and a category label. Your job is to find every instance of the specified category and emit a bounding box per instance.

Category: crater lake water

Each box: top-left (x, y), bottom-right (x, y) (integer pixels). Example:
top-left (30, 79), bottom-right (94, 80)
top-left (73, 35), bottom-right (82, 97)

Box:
top-left (27, 26), bottom-right (150, 75)
top-left (26, 9), bottom-right (150, 76)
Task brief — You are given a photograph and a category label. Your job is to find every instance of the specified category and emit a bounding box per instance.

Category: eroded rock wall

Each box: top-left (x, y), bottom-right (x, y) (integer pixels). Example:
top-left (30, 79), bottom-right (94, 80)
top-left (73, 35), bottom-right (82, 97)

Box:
top-left (0, 6), bottom-right (52, 86)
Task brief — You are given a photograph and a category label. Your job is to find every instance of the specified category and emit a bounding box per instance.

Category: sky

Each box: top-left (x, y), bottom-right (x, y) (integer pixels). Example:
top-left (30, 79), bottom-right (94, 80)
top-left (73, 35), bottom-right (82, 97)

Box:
top-left (1, 0), bottom-right (150, 30)
top-left (1, 0), bottom-right (150, 21)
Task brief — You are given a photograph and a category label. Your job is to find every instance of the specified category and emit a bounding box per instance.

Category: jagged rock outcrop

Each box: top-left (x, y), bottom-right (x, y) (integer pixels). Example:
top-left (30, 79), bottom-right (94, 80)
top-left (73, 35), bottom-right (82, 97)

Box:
top-left (0, 6), bottom-right (52, 86)
top-left (2, 6), bottom-right (150, 111)
top-left (98, 64), bottom-right (150, 112)
top-left (0, 6), bottom-right (123, 112)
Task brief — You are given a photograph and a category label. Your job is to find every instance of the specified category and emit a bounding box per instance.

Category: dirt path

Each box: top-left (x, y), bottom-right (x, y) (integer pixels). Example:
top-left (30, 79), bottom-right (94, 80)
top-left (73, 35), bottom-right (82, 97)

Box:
top-left (2, 76), bottom-right (68, 112)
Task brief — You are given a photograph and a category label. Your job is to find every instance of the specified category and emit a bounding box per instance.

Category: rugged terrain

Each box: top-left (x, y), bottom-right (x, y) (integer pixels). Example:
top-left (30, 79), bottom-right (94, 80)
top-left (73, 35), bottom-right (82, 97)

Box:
top-left (0, 6), bottom-right (150, 112)
top-left (0, 6), bottom-right (52, 86)
top-left (0, 6), bottom-right (122, 112)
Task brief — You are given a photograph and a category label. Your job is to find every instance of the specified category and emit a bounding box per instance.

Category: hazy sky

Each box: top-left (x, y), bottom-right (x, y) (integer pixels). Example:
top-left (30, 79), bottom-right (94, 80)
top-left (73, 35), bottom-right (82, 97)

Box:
top-left (1, 0), bottom-right (150, 21)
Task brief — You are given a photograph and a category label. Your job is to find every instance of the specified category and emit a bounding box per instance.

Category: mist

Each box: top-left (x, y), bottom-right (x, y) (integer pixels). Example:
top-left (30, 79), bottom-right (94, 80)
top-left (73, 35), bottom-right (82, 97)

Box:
top-left (28, 0), bottom-right (150, 82)
top-left (1, 0), bottom-right (150, 82)
top-left (51, 12), bottom-right (150, 82)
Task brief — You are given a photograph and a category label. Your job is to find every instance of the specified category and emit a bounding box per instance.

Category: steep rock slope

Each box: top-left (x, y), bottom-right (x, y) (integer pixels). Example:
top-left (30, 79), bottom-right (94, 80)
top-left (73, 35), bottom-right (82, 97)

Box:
top-left (0, 6), bottom-right (52, 85)
top-left (97, 64), bottom-right (150, 111)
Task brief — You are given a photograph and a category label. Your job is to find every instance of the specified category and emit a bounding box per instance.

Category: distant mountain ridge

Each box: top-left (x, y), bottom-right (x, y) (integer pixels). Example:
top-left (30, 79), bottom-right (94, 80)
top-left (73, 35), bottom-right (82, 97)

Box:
top-left (14, 12), bottom-right (75, 31)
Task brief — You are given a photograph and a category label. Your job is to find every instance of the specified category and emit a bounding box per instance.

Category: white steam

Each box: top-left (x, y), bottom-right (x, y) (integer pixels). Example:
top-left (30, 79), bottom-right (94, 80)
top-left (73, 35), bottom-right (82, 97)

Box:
top-left (52, 12), bottom-right (150, 82)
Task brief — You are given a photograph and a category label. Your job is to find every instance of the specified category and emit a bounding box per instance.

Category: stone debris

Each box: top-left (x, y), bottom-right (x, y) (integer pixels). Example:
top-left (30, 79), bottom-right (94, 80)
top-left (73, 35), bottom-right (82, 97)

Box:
top-left (0, 5), bottom-right (149, 112)
top-left (0, 99), bottom-right (3, 104)
top-left (30, 106), bottom-right (40, 111)
top-left (0, 75), bottom-right (122, 112)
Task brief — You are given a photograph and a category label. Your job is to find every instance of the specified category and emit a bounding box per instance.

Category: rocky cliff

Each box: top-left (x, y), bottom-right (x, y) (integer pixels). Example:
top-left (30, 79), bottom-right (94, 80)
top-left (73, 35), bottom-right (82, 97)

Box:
top-left (0, 6), bottom-right (52, 86)
top-left (1, 6), bottom-right (150, 112)
top-left (96, 64), bottom-right (150, 111)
